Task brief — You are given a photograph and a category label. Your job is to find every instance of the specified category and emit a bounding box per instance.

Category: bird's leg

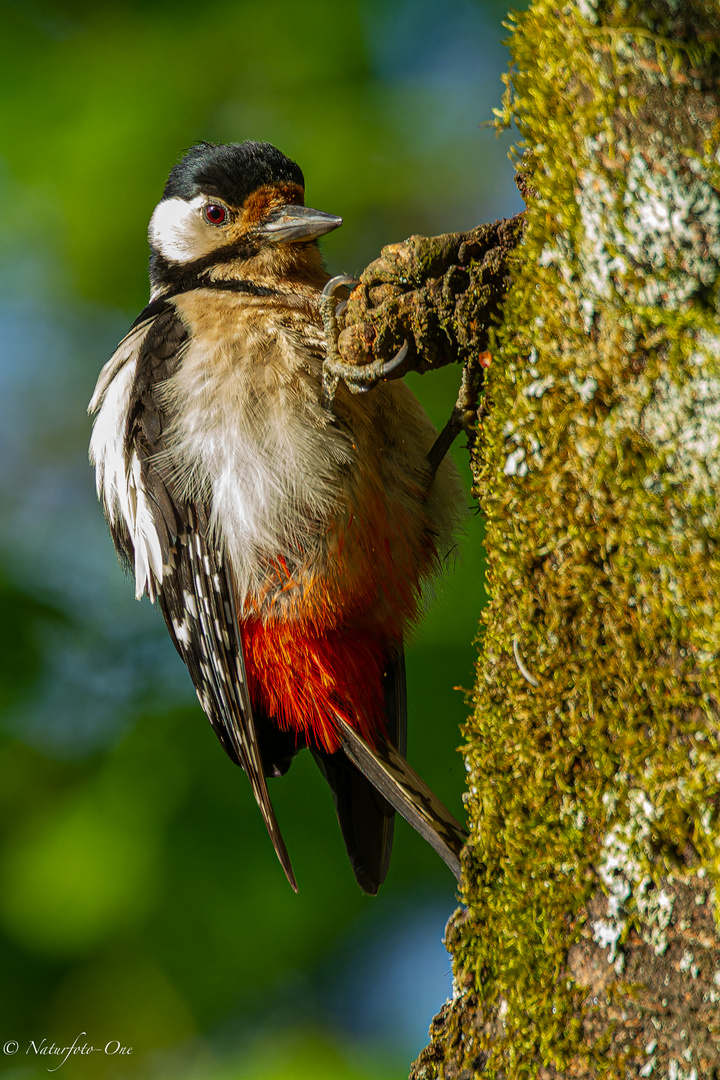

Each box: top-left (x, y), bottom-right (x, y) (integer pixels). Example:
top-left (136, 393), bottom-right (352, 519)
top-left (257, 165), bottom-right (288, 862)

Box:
top-left (426, 354), bottom-right (485, 479)
top-left (320, 275), bottom-right (411, 409)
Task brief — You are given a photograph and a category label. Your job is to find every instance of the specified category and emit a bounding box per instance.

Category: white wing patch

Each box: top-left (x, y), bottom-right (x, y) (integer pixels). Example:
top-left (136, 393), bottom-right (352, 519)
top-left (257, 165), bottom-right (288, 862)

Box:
top-left (88, 325), bottom-right (166, 602)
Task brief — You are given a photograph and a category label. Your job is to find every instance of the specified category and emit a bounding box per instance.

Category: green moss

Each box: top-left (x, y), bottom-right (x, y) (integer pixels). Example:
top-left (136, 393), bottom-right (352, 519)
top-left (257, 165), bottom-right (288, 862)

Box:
top-left (450, 0), bottom-right (720, 1075)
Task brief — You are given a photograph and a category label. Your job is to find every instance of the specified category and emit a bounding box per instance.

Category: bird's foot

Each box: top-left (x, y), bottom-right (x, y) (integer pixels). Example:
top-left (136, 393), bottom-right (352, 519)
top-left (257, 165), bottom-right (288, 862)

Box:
top-left (320, 275), bottom-right (410, 409)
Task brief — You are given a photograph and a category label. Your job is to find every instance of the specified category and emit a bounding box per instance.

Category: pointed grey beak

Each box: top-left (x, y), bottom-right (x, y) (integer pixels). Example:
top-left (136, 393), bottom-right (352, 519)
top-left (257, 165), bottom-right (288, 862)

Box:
top-left (261, 204), bottom-right (343, 244)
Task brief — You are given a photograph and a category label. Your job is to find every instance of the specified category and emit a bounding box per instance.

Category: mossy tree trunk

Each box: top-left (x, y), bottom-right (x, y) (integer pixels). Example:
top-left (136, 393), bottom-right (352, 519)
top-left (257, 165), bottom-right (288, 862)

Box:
top-left (406, 0), bottom-right (720, 1075)
top-left (346, 0), bottom-right (720, 1075)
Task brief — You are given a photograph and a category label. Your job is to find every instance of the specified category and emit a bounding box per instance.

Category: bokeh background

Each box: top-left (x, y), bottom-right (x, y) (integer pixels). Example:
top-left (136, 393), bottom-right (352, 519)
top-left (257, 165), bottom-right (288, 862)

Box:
top-left (0, 1), bottom-right (522, 1076)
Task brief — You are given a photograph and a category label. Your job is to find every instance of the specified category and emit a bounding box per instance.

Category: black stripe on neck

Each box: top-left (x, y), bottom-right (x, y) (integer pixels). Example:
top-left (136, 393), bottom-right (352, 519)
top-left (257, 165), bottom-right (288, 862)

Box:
top-left (149, 236), bottom-right (266, 291)
top-left (128, 277), bottom-right (281, 335)
top-left (149, 247), bottom-right (281, 294)
top-left (194, 278), bottom-right (279, 297)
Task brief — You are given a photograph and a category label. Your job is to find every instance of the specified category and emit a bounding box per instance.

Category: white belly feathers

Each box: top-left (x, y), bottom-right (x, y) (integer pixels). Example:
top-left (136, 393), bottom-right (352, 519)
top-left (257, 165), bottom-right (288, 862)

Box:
top-left (158, 325), bottom-right (355, 604)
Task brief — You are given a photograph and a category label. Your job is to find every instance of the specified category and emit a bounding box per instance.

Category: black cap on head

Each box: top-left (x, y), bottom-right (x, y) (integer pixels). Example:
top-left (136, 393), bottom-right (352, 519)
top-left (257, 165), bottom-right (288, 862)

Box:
top-left (163, 141), bottom-right (305, 205)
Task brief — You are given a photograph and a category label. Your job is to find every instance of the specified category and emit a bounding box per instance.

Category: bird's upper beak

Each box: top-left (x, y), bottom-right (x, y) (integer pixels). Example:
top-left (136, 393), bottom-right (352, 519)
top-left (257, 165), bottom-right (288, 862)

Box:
top-left (260, 204), bottom-right (343, 244)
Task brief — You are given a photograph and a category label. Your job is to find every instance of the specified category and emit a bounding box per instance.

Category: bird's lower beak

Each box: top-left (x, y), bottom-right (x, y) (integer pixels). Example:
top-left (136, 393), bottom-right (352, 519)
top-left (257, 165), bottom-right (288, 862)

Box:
top-left (261, 205), bottom-right (343, 244)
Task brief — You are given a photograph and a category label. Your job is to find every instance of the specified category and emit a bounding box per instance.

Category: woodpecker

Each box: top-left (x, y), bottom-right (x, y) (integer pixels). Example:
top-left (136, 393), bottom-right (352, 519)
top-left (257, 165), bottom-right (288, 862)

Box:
top-left (89, 141), bottom-right (468, 894)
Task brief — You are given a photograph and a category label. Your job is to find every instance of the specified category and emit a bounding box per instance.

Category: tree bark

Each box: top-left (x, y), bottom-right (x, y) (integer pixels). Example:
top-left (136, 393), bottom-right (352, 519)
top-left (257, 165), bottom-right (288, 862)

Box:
top-left (343, 0), bottom-right (720, 1075)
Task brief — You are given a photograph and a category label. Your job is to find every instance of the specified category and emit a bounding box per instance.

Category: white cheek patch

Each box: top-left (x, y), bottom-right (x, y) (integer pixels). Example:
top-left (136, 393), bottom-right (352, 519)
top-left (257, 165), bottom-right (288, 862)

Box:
top-left (148, 195), bottom-right (219, 263)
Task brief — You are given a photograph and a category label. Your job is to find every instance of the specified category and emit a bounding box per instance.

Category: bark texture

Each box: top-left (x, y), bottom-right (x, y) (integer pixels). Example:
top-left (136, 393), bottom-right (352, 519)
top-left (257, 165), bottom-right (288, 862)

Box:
top-left (346, 0), bottom-right (720, 1076)
top-left (405, 0), bottom-right (720, 1076)
top-left (337, 216), bottom-right (524, 378)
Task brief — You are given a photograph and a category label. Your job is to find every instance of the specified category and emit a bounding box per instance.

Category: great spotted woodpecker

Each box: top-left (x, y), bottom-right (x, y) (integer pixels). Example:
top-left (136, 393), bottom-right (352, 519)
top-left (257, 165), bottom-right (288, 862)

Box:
top-left (89, 140), bottom-right (467, 893)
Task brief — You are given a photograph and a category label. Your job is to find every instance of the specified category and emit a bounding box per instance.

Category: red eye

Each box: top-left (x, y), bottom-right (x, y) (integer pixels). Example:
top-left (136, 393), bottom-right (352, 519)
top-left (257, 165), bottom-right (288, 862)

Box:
top-left (204, 204), bottom-right (227, 225)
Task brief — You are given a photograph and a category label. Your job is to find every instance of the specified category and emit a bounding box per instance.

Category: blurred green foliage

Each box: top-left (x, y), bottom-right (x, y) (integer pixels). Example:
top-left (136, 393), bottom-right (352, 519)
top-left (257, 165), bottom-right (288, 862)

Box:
top-left (0, 0), bottom-right (518, 1076)
top-left (0, 574), bottom-right (66, 713)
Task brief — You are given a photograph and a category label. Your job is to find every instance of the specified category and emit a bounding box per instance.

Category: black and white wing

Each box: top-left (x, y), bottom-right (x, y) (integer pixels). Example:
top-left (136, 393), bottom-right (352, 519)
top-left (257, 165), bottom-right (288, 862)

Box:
top-left (158, 506), bottom-right (297, 890)
top-left (89, 302), bottom-right (297, 890)
top-left (89, 299), bottom-right (184, 599)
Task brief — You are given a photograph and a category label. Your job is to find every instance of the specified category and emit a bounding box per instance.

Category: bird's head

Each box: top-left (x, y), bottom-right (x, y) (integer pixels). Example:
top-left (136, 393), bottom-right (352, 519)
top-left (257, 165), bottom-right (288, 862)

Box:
top-left (148, 141), bottom-right (342, 291)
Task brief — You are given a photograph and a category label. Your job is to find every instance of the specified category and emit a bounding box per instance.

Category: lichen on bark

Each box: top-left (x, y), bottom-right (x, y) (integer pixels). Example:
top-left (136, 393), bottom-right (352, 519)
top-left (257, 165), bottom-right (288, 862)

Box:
top-left (409, 0), bottom-right (720, 1077)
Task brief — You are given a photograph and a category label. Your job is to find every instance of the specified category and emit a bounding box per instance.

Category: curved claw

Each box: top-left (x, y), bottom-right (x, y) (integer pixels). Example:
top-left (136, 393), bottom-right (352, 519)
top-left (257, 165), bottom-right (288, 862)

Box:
top-left (380, 340), bottom-right (409, 380)
top-left (322, 274), bottom-right (359, 299)
top-left (350, 340), bottom-right (411, 395)
top-left (323, 339), bottom-right (411, 400)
